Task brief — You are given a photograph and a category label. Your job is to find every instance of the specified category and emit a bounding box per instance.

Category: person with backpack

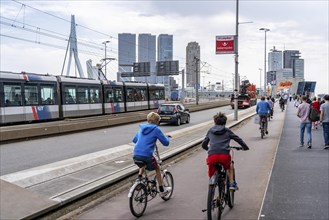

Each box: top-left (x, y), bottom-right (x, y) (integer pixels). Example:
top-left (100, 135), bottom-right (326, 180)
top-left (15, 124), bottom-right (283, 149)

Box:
top-left (297, 96), bottom-right (312, 149)
top-left (311, 97), bottom-right (321, 129)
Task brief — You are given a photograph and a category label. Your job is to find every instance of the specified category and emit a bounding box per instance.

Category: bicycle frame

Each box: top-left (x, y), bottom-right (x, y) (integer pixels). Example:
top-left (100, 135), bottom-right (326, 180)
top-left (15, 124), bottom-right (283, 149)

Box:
top-left (205, 147), bottom-right (241, 220)
top-left (260, 115), bottom-right (267, 138)
top-left (129, 143), bottom-right (174, 217)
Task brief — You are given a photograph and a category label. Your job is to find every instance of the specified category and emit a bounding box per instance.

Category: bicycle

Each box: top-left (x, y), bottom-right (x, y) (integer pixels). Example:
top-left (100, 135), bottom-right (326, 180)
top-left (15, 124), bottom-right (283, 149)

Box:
top-left (203, 146), bottom-right (243, 220)
top-left (128, 141), bottom-right (174, 217)
top-left (260, 115), bottom-right (267, 139)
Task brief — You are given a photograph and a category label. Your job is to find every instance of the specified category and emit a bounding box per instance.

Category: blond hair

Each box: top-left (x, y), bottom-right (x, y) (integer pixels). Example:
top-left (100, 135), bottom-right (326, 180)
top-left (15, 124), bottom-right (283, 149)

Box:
top-left (147, 112), bottom-right (160, 124)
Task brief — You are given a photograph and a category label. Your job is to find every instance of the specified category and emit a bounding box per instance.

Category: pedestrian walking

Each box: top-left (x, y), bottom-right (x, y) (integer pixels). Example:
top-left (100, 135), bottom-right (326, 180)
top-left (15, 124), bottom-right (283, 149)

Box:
top-left (319, 95), bottom-right (329, 149)
top-left (311, 97), bottom-right (321, 129)
top-left (267, 97), bottom-right (274, 119)
top-left (294, 96), bottom-right (301, 108)
top-left (297, 96), bottom-right (312, 148)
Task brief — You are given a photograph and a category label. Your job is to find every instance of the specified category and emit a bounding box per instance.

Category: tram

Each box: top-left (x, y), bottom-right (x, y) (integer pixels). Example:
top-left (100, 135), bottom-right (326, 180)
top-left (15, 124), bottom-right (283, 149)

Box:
top-left (0, 71), bottom-right (165, 124)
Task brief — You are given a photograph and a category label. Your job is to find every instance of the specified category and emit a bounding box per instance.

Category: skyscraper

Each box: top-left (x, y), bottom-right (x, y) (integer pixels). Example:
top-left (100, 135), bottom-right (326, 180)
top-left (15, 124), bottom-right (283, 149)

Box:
top-left (268, 46), bottom-right (282, 71)
top-left (283, 50), bottom-right (304, 79)
top-left (158, 34), bottom-right (173, 97)
top-left (267, 46), bottom-right (282, 85)
top-left (283, 50), bottom-right (300, 68)
top-left (137, 33), bottom-right (156, 83)
top-left (186, 42), bottom-right (200, 88)
top-left (118, 33), bottom-right (136, 82)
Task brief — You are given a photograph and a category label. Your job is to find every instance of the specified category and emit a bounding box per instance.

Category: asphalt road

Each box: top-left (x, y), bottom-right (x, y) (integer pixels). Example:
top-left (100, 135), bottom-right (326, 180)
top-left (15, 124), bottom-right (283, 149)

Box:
top-left (0, 105), bottom-right (235, 175)
top-left (73, 104), bottom-right (286, 220)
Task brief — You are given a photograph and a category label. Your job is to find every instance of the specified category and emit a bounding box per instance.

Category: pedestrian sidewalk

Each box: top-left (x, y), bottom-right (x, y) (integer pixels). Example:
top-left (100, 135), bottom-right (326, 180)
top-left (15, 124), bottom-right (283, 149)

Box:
top-left (260, 101), bottom-right (329, 219)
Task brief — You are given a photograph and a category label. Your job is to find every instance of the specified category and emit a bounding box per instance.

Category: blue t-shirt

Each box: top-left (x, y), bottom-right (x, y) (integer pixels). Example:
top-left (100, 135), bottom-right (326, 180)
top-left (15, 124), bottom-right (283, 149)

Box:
top-left (133, 124), bottom-right (170, 157)
top-left (256, 100), bottom-right (271, 115)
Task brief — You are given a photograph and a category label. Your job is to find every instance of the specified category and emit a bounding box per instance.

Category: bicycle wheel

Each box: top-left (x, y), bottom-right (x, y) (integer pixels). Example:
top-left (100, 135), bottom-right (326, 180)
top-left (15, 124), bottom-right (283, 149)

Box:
top-left (161, 171), bottom-right (174, 201)
top-left (129, 183), bottom-right (148, 217)
top-left (207, 182), bottom-right (224, 220)
top-left (227, 177), bottom-right (235, 209)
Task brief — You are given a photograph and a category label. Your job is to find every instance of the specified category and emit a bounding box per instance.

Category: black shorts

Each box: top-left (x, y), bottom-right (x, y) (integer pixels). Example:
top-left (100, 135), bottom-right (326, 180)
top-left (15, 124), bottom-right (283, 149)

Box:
top-left (133, 155), bottom-right (157, 171)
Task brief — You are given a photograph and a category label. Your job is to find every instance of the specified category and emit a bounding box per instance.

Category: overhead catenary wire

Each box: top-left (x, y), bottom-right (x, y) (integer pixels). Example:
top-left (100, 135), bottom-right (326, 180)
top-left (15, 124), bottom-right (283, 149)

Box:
top-left (3, 0), bottom-right (233, 82)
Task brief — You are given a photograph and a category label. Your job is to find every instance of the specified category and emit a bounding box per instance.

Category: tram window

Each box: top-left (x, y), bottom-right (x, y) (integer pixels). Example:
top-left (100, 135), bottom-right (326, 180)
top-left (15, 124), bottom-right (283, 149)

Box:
top-left (90, 87), bottom-right (100, 103)
top-left (114, 88), bottom-right (123, 102)
top-left (150, 89), bottom-right (161, 100)
top-left (105, 88), bottom-right (114, 103)
top-left (139, 87), bottom-right (147, 101)
top-left (41, 85), bottom-right (55, 105)
top-left (150, 89), bottom-right (157, 100)
top-left (24, 85), bottom-right (39, 105)
top-left (159, 89), bottom-right (165, 99)
top-left (64, 86), bottom-right (76, 104)
top-left (126, 88), bottom-right (134, 102)
top-left (77, 87), bottom-right (89, 104)
top-left (4, 83), bottom-right (22, 106)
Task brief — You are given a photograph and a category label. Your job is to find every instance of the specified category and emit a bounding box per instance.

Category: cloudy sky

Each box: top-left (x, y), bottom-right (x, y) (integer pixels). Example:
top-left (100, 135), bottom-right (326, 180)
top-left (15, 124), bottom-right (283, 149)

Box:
top-left (1, 0), bottom-right (328, 94)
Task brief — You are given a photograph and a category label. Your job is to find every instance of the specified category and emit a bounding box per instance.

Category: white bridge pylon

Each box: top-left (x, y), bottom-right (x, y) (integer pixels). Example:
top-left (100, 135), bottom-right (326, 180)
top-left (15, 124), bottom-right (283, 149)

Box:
top-left (61, 15), bottom-right (85, 78)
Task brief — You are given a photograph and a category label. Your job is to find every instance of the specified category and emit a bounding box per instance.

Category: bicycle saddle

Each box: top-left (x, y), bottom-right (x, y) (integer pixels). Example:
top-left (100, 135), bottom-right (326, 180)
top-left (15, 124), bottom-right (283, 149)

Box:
top-left (134, 160), bottom-right (147, 168)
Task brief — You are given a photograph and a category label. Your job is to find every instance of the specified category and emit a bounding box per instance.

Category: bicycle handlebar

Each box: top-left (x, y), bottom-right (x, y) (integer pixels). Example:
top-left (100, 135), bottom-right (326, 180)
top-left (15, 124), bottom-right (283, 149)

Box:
top-left (229, 146), bottom-right (244, 151)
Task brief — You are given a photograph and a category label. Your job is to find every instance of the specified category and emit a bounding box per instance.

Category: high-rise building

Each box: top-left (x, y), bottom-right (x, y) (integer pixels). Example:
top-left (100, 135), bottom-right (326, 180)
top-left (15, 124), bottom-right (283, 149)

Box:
top-left (158, 34), bottom-right (173, 97)
top-left (137, 33), bottom-right (156, 83)
top-left (186, 42), bottom-right (200, 88)
top-left (118, 33), bottom-right (136, 82)
top-left (268, 46), bottom-right (282, 72)
top-left (158, 34), bottom-right (173, 61)
top-left (283, 50), bottom-right (300, 68)
top-left (283, 50), bottom-right (304, 79)
top-left (294, 59), bottom-right (304, 79)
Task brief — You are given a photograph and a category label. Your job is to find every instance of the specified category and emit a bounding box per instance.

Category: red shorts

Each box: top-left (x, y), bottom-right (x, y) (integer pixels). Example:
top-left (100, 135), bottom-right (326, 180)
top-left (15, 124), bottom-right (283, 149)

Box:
top-left (207, 154), bottom-right (231, 177)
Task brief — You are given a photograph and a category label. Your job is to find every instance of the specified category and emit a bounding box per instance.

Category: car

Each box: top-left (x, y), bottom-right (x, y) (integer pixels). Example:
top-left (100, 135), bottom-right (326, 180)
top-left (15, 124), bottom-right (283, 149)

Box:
top-left (157, 103), bottom-right (190, 126)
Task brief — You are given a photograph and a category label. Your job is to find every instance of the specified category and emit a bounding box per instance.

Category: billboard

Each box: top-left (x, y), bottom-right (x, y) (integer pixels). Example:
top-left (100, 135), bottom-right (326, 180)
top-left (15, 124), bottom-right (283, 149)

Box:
top-left (156, 60), bottom-right (179, 76)
top-left (216, 35), bottom-right (236, 54)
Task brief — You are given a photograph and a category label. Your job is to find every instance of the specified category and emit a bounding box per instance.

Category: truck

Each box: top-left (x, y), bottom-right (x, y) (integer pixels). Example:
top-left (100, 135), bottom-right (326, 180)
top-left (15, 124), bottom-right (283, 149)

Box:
top-left (170, 90), bottom-right (180, 101)
top-left (230, 80), bottom-right (257, 109)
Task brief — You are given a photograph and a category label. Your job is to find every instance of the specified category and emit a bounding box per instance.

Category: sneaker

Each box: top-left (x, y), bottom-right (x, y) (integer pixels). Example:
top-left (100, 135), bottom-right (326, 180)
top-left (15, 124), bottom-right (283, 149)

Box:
top-left (265, 131), bottom-right (268, 135)
top-left (308, 144), bottom-right (312, 149)
top-left (159, 187), bottom-right (172, 197)
top-left (229, 182), bottom-right (238, 191)
top-left (299, 144), bottom-right (304, 147)
top-left (324, 145), bottom-right (329, 150)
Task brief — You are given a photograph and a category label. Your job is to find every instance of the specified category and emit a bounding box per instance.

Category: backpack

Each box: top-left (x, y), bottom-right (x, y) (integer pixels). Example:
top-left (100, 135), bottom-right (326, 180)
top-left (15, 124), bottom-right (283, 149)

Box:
top-left (308, 106), bottom-right (320, 122)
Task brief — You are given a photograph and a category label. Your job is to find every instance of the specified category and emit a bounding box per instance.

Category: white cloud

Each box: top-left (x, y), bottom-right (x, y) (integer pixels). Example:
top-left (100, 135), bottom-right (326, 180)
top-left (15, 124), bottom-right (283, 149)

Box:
top-left (0, 0), bottom-right (328, 94)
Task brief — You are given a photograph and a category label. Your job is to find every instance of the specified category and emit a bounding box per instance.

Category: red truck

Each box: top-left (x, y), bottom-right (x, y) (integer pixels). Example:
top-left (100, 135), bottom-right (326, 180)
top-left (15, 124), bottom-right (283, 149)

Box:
top-left (230, 80), bottom-right (257, 109)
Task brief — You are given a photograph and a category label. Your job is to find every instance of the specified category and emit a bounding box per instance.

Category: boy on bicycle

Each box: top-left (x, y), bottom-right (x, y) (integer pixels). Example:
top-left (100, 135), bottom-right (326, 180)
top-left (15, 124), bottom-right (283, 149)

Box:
top-left (132, 112), bottom-right (171, 197)
top-left (202, 112), bottom-right (249, 190)
top-left (256, 96), bottom-right (272, 134)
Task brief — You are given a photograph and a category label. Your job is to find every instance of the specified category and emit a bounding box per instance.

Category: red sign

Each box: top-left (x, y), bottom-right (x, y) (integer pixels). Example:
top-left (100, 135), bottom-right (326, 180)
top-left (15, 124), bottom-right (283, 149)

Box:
top-left (216, 35), bottom-right (236, 54)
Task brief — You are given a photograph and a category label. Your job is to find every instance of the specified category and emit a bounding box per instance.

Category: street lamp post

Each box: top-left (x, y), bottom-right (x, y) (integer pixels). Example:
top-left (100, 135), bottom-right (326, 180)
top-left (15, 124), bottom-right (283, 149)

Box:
top-left (102, 40), bottom-right (110, 76)
top-left (259, 68), bottom-right (262, 95)
top-left (233, 0), bottom-right (239, 121)
top-left (259, 28), bottom-right (270, 94)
